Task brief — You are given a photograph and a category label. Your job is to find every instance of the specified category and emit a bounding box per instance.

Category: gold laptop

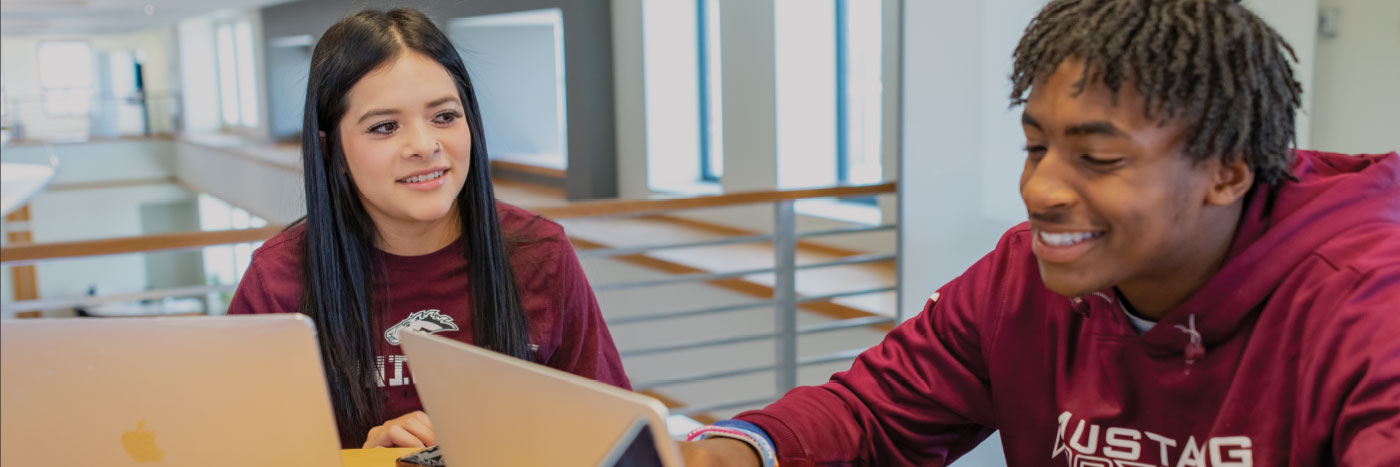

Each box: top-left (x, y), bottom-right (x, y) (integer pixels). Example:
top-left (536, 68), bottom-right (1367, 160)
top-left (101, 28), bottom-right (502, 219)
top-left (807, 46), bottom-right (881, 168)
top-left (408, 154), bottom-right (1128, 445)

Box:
top-left (400, 330), bottom-right (685, 466)
top-left (1, 314), bottom-right (343, 466)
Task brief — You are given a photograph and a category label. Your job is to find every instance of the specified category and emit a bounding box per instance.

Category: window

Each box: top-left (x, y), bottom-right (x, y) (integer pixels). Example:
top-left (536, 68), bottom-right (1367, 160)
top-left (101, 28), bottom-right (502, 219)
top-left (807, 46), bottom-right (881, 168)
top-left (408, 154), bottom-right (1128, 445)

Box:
top-left (776, 0), bottom-right (882, 193)
top-left (837, 0), bottom-right (883, 187)
top-left (696, 0), bottom-right (723, 182)
top-left (643, 0), bottom-right (723, 192)
top-left (37, 41), bottom-right (95, 117)
top-left (197, 193), bottom-right (266, 313)
top-left (216, 20), bottom-right (259, 127)
top-left (198, 194), bottom-right (265, 286)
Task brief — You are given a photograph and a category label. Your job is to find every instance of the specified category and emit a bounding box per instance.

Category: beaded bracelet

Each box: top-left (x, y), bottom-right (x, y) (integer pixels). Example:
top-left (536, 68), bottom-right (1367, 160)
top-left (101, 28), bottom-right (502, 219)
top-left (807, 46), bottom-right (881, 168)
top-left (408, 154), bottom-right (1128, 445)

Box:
top-left (686, 425), bottom-right (778, 467)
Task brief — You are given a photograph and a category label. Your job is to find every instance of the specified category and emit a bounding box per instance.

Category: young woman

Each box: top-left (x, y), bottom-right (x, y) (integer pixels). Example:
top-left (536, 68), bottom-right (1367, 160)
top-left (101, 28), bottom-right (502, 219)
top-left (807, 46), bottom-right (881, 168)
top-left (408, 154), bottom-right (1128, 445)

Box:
top-left (228, 8), bottom-right (629, 449)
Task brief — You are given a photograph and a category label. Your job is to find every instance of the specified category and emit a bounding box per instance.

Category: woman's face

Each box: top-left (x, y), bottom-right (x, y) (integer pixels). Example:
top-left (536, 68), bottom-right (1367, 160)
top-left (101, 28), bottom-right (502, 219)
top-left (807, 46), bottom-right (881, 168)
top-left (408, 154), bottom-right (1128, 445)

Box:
top-left (337, 50), bottom-right (471, 231)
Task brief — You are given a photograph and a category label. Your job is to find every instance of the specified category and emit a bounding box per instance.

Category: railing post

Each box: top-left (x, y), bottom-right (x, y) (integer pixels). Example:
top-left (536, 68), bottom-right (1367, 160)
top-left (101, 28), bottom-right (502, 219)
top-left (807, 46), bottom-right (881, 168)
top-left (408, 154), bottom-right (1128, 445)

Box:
top-left (773, 200), bottom-right (799, 394)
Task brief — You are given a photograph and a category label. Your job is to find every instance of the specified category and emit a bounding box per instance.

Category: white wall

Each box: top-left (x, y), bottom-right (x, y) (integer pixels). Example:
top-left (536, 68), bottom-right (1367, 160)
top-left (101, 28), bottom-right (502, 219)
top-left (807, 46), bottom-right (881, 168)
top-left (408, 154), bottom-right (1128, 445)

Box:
top-left (173, 142), bottom-right (305, 224)
top-left (450, 12), bottom-right (566, 167)
top-left (612, 0), bottom-right (649, 200)
top-left (1, 140), bottom-right (175, 185)
top-left (716, 0), bottom-right (781, 194)
top-left (1245, 0), bottom-right (1320, 150)
top-left (1312, 0), bottom-right (1400, 153)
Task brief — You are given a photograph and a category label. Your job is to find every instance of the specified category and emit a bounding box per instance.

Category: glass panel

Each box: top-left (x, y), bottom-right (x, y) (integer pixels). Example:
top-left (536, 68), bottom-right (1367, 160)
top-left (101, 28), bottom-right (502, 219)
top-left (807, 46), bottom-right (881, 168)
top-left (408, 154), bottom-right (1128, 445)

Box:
top-left (216, 24), bottom-right (240, 126)
top-left (643, 0), bottom-right (703, 190)
top-left (235, 21), bottom-right (260, 127)
top-left (843, 0), bottom-right (883, 185)
top-left (700, 0), bottom-right (724, 181)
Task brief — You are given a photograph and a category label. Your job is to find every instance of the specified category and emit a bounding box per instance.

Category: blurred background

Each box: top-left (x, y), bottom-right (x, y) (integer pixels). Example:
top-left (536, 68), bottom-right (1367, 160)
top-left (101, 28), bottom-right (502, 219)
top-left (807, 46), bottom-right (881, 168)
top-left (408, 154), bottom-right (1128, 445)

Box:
top-left (2, 0), bottom-right (1395, 463)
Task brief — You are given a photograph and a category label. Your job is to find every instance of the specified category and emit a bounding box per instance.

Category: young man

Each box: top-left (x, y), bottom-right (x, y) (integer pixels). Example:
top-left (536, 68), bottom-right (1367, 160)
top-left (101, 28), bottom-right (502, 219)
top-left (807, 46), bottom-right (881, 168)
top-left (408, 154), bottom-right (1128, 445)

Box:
top-left (682, 0), bottom-right (1399, 465)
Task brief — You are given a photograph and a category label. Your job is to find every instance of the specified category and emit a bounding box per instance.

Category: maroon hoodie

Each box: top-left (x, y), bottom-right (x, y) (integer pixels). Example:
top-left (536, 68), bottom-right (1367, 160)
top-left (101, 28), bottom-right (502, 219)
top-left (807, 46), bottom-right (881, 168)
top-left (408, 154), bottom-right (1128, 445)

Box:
top-left (228, 202), bottom-right (630, 446)
top-left (735, 150), bottom-right (1400, 466)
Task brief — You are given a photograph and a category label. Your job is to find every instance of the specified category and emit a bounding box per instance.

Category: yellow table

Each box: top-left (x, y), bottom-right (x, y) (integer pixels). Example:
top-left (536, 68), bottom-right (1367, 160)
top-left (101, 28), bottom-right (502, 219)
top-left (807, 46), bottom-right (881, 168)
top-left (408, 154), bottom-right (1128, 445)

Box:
top-left (341, 447), bottom-right (422, 467)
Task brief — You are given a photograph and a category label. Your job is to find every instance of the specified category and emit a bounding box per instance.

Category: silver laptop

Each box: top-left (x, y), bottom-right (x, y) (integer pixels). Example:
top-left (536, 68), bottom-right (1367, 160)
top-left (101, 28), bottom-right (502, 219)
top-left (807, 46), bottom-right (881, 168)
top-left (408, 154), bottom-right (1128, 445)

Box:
top-left (1, 314), bottom-right (343, 466)
top-left (400, 330), bottom-right (685, 466)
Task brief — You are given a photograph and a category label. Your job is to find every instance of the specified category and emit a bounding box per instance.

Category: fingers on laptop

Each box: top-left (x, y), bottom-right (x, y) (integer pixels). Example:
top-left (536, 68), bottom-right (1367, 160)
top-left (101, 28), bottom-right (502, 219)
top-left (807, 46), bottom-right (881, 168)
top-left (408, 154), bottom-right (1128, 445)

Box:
top-left (398, 412), bottom-right (435, 446)
top-left (362, 411), bottom-right (436, 448)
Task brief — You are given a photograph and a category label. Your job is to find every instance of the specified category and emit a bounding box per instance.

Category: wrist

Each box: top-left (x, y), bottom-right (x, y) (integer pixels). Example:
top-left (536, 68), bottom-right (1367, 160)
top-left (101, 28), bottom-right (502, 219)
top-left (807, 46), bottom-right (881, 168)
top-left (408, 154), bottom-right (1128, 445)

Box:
top-left (686, 425), bottom-right (776, 467)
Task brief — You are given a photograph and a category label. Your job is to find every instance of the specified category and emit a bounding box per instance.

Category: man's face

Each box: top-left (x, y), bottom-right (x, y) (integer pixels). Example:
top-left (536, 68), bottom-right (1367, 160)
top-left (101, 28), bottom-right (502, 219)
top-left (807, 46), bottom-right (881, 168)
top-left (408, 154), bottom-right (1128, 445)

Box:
top-left (1020, 59), bottom-right (1225, 298)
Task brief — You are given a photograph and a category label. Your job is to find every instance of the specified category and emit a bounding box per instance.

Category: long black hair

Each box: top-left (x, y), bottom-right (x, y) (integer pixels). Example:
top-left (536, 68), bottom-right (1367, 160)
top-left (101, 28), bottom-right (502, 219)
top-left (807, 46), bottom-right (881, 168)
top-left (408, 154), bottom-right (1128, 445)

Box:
top-left (1009, 0), bottom-right (1303, 186)
top-left (298, 8), bottom-right (533, 445)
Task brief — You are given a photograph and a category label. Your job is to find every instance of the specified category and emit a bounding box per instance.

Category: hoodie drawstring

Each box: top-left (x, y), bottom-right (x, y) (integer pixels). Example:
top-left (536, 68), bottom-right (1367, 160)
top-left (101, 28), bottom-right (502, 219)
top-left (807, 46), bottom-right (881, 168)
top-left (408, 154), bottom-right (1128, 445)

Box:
top-left (1174, 313), bottom-right (1206, 369)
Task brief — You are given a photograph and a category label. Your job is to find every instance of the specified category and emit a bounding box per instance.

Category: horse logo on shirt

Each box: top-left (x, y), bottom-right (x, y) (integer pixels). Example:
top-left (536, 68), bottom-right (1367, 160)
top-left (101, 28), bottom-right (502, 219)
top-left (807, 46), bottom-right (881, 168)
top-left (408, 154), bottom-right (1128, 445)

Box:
top-left (384, 309), bottom-right (461, 345)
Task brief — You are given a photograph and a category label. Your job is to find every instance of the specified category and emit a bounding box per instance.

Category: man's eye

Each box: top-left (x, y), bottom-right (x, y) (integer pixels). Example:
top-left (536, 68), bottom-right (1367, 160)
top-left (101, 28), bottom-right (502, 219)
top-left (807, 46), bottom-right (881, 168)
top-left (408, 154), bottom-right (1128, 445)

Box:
top-left (1081, 154), bottom-right (1124, 166)
top-left (1024, 145), bottom-right (1047, 161)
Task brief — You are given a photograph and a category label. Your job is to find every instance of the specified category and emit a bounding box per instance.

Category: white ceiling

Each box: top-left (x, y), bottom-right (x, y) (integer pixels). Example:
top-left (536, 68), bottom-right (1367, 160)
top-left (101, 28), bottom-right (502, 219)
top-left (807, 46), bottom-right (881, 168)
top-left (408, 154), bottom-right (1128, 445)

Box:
top-left (1, 0), bottom-right (294, 37)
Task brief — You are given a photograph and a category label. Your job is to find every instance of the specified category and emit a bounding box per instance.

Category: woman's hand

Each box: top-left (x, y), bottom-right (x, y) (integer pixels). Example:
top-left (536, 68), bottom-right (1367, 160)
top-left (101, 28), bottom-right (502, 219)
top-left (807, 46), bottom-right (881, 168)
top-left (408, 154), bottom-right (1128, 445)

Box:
top-left (361, 410), bottom-right (436, 448)
top-left (680, 438), bottom-right (763, 467)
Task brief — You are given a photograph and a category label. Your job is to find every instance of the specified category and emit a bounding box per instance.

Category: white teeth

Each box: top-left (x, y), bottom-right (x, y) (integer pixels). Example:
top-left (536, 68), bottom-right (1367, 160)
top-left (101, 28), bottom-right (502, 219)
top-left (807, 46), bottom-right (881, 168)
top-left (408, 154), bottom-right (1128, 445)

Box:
top-left (1039, 230), bottom-right (1101, 246)
top-left (401, 170), bottom-right (444, 183)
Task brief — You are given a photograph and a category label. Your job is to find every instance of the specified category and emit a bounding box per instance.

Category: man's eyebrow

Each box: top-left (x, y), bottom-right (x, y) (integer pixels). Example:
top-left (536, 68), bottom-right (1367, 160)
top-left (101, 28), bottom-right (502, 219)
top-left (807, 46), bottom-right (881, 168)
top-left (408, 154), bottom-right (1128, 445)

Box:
top-left (1065, 121), bottom-right (1126, 138)
top-left (1021, 113), bottom-right (1041, 130)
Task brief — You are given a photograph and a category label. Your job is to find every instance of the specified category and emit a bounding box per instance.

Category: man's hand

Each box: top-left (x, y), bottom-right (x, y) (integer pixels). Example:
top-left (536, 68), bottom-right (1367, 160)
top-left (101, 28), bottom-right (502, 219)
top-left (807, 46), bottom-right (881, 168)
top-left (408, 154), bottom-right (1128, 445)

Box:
top-left (680, 437), bottom-right (764, 467)
top-left (361, 410), bottom-right (435, 448)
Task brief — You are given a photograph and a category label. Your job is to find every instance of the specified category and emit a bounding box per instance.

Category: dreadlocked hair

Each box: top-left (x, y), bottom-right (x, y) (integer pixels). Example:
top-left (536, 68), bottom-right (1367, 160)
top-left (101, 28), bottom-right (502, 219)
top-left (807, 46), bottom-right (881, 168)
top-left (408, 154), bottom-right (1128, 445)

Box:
top-left (1010, 0), bottom-right (1303, 186)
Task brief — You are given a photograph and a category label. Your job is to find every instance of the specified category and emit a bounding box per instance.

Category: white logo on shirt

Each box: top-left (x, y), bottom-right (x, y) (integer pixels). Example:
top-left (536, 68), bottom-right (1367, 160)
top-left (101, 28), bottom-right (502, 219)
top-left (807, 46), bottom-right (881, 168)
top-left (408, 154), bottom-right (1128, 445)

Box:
top-left (384, 309), bottom-right (460, 346)
top-left (1053, 411), bottom-right (1253, 467)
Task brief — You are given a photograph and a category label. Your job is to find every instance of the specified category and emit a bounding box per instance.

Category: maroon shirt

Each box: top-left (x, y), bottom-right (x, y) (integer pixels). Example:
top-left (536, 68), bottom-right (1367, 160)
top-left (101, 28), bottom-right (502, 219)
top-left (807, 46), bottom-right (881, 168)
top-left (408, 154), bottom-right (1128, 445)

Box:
top-left (737, 150), bottom-right (1400, 465)
top-left (229, 202), bottom-right (630, 441)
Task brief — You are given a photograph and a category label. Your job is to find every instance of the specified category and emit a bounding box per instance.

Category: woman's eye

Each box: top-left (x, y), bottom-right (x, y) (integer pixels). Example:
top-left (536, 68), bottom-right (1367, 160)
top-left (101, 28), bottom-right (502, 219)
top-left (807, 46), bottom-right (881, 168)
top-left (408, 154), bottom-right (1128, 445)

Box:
top-left (368, 121), bottom-right (398, 135)
top-left (433, 111), bottom-right (462, 125)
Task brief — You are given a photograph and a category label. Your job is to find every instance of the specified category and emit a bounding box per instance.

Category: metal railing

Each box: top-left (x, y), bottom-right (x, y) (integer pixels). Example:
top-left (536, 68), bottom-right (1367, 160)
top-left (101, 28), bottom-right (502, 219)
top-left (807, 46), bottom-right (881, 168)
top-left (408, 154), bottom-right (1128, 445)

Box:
top-left (0, 181), bottom-right (899, 417)
top-left (2, 92), bottom-right (184, 141)
top-left (538, 183), bottom-right (899, 413)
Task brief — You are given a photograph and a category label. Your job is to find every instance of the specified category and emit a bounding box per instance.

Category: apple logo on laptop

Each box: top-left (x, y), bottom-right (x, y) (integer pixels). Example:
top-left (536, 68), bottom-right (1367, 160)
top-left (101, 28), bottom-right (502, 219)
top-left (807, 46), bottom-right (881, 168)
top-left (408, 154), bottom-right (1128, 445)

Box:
top-left (121, 421), bottom-right (164, 462)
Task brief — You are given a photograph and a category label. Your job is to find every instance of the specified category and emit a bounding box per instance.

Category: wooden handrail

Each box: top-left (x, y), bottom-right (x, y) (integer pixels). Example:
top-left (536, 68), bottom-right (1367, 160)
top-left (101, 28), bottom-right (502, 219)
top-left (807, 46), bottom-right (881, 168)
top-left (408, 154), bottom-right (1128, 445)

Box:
top-left (490, 159), bottom-right (566, 179)
top-left (0, 226), bottom-right (285, 264)
top-left (0, 183), bottom-right (895, 264)
top-left (535, 182), bottom-right (895, 219)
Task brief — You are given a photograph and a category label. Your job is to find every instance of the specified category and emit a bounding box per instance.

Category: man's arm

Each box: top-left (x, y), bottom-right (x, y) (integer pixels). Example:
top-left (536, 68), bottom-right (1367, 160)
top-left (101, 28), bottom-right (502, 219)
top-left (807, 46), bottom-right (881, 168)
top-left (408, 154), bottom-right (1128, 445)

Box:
top-left (1332, 266), bottom-right (1400, 465)
top-left (717, 230), bottom-right (1023, 466)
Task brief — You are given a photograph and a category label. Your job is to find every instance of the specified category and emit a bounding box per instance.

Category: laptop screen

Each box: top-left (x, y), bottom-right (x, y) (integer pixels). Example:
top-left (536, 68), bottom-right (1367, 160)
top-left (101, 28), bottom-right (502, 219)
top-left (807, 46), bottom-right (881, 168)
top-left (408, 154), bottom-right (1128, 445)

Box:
top-left (611, 423), bottom-right (664, 467)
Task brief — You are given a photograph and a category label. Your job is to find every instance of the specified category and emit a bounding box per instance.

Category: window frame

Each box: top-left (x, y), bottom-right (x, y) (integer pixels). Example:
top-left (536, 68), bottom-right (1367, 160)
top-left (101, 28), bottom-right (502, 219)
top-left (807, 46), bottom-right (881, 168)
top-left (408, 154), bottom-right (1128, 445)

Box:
top-left (213, 19), bottom-right (260, 130)
top-left (36, 41), bottom-right (96, 118)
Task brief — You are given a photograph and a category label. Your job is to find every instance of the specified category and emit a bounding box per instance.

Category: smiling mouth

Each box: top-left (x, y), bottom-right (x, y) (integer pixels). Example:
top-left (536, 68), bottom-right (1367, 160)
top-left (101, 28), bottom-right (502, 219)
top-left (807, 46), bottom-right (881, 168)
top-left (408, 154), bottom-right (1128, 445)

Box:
top-left (398, 170), bottom-right (445, 184)
top-left (1037, 230), bottom-right (1104, 246)
top-left (1032, 227), bottom-right (1107, 264)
